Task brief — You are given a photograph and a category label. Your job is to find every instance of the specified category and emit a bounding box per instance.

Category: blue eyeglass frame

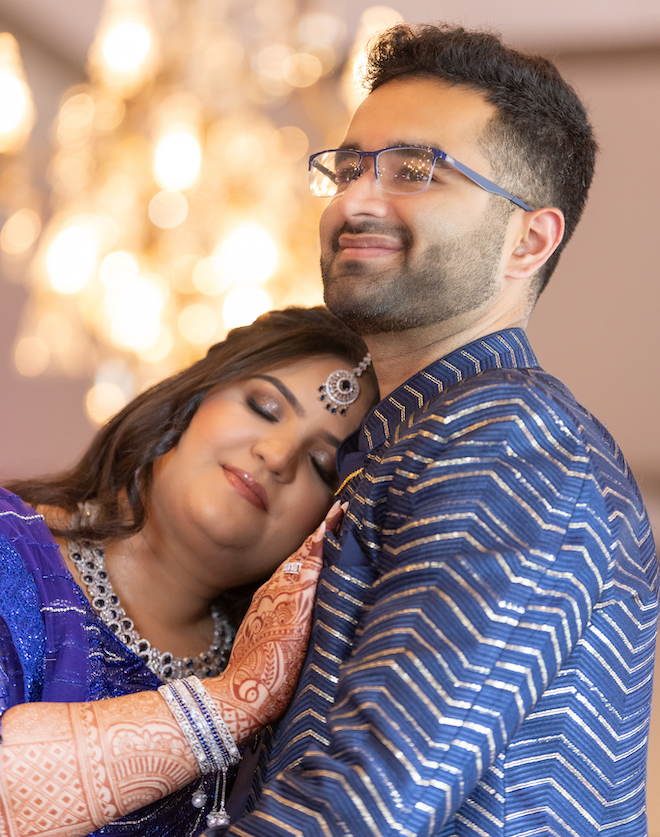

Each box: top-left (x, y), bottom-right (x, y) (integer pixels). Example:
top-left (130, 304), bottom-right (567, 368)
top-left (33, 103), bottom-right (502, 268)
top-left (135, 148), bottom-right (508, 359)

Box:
top-left (309, 145), bottom-right (533, 212)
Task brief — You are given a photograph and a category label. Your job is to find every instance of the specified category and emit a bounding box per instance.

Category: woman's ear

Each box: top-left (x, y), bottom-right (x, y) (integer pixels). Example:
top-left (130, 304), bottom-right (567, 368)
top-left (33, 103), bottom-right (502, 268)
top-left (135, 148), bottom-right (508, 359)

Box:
top-left (505, 207), bottom-right (565, 280)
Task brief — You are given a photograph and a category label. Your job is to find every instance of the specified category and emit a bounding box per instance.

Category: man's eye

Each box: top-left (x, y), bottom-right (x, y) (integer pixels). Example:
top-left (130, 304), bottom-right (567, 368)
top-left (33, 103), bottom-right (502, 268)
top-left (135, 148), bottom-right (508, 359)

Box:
top-left (395, 162), bottom-right (429, 183)
top-left (246, 396), bottom-right (278, 422)
top-left (335, 164), bottom-right (357, 184)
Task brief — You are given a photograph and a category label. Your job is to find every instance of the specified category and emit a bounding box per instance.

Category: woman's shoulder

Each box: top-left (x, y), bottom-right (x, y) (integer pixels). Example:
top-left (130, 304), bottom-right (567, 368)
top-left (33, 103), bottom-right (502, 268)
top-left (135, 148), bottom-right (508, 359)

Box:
top-left (32, 502), bottom-right (71, 531)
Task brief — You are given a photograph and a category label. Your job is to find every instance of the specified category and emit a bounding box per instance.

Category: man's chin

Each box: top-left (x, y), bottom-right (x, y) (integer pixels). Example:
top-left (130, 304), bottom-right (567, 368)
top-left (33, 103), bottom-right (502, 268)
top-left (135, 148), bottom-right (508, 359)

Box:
top-left (321, 257), bottom-right (407, 333)
top-left (322, 287), bottom-right (408, 335)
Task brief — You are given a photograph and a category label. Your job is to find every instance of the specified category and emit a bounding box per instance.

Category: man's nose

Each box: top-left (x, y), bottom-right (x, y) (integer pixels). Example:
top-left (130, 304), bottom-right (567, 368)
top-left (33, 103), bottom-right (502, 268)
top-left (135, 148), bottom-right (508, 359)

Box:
top-left (336, 159), bottom-right (389, 215)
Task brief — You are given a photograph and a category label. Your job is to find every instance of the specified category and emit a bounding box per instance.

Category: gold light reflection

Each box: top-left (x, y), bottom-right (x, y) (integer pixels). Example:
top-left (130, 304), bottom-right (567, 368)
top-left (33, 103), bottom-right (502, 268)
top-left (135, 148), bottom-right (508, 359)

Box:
top-left (153, 131), bottom-right (201, 191)
top-left (179, 303), bottom-right (218, 345)
top-left (282, 53), bottom-right (323, 88)
top-left (86, 381), bottom-right (128, 424)
top-left (0, 208), bottom-right (41, 255)
top-left (14, 335), bottom-right (50, 377)
top-left (56, 92), bottom-right (95, 147)
top-left (46, 222), bottom-right (99, 294)
top-left (212, 223), bottom-right (278, 287)
top-left (86, 358), bottom-right (133, 423)
top-left (89, 2), bottom-right (157, 96)
top-left (223, 286), bottom-right (273, 330)
top-left (148, 191), bottom-right (189, 228)
top-left (106, 273), bottom-right (167, 353)
top-left (11, 0), bottom-right (403, 425)
top-left (0, 33), bottom-right (34, 153)
top-left (99, 250), bottom-right (140, 288)
top-left (102, 20), bottom-right (152, 74)
top-left (342, 6), bottom-right (404, 113)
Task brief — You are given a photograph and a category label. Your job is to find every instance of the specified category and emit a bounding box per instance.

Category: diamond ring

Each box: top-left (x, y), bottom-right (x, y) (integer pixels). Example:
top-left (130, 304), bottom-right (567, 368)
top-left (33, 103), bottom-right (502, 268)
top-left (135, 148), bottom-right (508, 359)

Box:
top-left (282, 561), bottom-right (303, 575)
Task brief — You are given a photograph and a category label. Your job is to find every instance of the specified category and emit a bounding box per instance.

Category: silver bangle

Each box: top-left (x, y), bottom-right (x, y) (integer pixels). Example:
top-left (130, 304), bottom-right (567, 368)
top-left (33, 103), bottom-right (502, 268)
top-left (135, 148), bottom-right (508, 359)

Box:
top-left (158, 676), bottom-right (239, 774)
top-left (182, 675), bottom-right (240, 765)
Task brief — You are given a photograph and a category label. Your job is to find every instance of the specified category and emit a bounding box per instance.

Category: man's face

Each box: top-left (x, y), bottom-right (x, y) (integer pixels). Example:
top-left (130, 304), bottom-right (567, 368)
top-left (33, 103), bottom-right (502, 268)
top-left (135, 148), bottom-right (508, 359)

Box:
top-left (320, 77), bottom-right (513, 336)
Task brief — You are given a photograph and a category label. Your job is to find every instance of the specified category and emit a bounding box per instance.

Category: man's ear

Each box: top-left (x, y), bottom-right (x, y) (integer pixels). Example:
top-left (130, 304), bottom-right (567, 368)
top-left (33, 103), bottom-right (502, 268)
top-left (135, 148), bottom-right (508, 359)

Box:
top-left (505, 207), bottom-right (565, 280)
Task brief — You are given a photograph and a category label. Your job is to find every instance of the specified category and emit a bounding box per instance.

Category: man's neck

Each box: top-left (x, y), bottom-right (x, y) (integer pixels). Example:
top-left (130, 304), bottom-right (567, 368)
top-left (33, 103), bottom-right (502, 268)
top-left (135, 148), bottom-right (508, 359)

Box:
top-left (366, 316), bottom-right (528, 397)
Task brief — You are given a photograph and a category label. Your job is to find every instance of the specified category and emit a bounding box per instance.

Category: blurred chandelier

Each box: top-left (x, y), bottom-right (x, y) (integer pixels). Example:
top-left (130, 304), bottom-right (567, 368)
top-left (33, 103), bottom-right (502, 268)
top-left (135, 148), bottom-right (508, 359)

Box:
top-left (1, 0), bottom-right (401, 425)
top-left (0, 33), bottom-right (35, 153)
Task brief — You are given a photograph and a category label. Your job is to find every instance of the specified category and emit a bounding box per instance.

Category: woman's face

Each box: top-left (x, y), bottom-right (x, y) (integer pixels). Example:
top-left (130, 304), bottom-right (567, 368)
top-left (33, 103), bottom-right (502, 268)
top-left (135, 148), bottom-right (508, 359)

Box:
top-left (150, 354), bottom-right (374, 589)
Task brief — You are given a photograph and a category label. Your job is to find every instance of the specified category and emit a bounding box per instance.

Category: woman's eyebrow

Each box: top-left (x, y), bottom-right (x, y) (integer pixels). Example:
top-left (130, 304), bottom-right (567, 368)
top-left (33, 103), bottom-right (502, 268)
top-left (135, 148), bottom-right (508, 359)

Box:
top-left (253, 375), bottom-right (304, 416)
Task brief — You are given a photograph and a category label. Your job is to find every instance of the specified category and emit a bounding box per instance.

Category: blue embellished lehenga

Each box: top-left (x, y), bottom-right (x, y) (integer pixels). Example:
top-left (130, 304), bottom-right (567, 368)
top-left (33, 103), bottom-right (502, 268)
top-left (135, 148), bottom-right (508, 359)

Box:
top-left (0, 486), bottom-right (221, 836)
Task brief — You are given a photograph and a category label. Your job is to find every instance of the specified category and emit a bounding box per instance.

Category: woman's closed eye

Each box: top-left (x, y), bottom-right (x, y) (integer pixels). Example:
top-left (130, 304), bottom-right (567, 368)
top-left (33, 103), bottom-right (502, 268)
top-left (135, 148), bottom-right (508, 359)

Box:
top-left (310, 451), bottom-right (337, 490)
top-left (246, 394), bottom-right (281, 422)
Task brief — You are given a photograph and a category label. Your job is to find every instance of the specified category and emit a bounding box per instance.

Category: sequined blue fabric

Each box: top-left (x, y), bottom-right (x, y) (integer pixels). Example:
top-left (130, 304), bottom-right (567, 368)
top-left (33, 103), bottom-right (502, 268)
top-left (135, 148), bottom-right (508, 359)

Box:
top-left (228, 329), bottom-right (658, 837)
top-left (0, 535), bottom-right (45, 705)
top-left (0, 488), bottom-right (220, 836)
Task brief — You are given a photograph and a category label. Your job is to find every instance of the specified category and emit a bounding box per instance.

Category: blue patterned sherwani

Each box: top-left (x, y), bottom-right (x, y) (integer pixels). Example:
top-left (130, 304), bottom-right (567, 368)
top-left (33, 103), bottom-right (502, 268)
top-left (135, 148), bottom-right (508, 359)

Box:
top-left (228, 329), bottom-right (658, 837)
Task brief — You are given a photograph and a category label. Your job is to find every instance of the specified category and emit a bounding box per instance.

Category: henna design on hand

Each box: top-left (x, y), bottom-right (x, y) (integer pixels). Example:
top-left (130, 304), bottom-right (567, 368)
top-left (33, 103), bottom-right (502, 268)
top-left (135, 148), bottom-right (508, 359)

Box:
top-left (0, 694), bottom-right (198, 837)
top-left (0, 503), bottom-right (342, 837)
top-left (211, 514), bottom-right (329, 739)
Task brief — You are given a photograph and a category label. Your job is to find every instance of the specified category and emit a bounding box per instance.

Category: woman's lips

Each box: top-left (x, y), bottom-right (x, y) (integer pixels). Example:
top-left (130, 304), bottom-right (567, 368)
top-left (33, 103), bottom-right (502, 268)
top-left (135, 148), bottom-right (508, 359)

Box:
top-left (222, 466), bottom-right (269, 512)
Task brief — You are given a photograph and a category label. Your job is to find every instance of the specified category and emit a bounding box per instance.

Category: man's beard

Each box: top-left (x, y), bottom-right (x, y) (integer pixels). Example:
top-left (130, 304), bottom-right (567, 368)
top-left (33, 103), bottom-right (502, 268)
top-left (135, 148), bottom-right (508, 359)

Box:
top-left (321, 213), bottom-right (507, 336)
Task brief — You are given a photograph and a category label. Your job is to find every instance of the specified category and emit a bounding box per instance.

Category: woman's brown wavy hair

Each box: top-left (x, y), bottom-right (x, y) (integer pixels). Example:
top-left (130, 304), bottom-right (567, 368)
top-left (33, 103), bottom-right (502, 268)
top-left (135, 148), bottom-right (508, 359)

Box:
top-left (7, 306), bottom-right (374, 545)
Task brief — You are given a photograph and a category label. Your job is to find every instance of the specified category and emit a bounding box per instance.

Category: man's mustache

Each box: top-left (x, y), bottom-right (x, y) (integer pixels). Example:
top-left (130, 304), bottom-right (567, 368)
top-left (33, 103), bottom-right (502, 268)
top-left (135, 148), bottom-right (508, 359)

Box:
top-left (330, 221), bottom-right (413, 252)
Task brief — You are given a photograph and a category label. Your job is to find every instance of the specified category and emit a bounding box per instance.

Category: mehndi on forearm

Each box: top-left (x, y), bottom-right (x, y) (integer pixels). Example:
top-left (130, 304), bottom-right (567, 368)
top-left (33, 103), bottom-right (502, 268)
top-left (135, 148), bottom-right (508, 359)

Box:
top-left (0, 692), bottom-right (198, 837)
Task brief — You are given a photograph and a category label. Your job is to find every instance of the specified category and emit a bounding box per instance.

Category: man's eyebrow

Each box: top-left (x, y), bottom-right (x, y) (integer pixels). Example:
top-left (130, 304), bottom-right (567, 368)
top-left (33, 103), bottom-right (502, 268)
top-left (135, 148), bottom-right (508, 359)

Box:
top-left (338, 140), bottom-right (444, 152)
top-left (253, 375), bottom-right (304, 417)
top-left (252, 374), bottom-right (342, 448)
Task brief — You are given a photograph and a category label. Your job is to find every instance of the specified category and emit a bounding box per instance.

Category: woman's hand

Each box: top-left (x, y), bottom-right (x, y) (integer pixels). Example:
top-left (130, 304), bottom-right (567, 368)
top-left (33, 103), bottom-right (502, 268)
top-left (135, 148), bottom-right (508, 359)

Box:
top-left (208, 500), bottom-right (345, 740)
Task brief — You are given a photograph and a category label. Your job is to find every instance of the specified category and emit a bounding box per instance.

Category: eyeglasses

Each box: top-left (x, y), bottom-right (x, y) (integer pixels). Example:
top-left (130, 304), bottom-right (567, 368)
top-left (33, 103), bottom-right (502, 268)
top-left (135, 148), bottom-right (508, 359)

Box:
top-left (308, 145), bottom-right (532, 211)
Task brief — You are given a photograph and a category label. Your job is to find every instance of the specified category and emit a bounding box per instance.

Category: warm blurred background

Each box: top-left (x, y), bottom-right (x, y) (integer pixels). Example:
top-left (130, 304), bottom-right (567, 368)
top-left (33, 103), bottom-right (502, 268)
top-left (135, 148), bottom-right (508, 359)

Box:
top-left (0, 0), bottom-right (658, 828)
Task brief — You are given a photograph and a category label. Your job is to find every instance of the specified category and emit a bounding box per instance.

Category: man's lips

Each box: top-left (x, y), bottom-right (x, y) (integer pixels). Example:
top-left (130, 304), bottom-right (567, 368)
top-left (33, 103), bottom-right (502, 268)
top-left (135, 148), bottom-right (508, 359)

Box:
top-left (337, 233), bottom-right (403, 257)
top-left (222, 466), bottom-right (269, 512)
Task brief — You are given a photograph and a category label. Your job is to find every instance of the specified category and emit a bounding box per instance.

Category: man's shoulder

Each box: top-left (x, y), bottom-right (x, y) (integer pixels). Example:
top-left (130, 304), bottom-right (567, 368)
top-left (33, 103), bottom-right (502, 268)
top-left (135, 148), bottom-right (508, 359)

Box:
top-left (388, 365), bottom-right (619, 483)
top-left (384, 365), bottom-right (640, 512)
top-left (405, 365), bottom-right (581, 432)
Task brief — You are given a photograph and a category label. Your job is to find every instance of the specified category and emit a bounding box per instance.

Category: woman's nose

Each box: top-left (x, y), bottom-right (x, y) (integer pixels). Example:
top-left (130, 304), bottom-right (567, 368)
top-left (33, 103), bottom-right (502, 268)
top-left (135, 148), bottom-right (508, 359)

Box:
top-left (253, 434), bottom-right (298, 482)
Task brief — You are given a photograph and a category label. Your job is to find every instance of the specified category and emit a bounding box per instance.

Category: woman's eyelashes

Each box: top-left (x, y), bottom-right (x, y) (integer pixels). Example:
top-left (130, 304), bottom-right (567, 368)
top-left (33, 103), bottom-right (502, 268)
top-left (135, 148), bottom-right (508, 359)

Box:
top-left (246, 394), bottom-right (280, 422)
top-left (310, 452), bottom-right (337, 489)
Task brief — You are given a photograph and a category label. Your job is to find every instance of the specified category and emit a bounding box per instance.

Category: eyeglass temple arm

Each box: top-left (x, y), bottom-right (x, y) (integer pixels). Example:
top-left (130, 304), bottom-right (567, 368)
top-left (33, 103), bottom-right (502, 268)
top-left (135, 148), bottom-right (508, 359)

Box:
top-left (309, 158), bottom-right (339, 186)
top-left (445, 155), bottom-right (532, 211)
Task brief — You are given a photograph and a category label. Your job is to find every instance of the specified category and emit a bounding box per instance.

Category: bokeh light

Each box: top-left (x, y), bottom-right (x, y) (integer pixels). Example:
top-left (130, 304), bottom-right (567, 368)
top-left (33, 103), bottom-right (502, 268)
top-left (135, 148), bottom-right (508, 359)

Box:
top-left (0, 209), bottom-right (41, 255)
top-left (86, 381), bottom-right (128, 425)
top-left (7, 0), bottom-right (372, 418)
top-left (148, 190), bottom-right (189, 228)
top-left (0, 33), bottom-right (34, 153)
top-left (46, 222), bottom-right (99, 294)
top-left (107, 273), bottom-right (167, 352)
top-left (212, 223), bottom-right (278, 287)
top-left (179, 303), bottom-right (218, 345)
top-left (56, 92), bottom-right (95, 148)
top-left (222, 286), bottom-right (273, 329)
top-left (102, 20), bottom-right (152, 75)
top-left (14, 336), bottom-right (50, 377)
top-left (0, 72), bottom-right (30, 135)
top-left (99, 250), bottom-right (140, 289)
top-left (153, 131), bottom-right (202, 191)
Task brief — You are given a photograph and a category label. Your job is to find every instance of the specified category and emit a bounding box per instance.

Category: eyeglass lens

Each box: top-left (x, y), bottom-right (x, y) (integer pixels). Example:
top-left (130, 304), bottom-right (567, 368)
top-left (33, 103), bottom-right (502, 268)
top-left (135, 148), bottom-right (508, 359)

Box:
top-left (310, 148), bottom-right (435, 196)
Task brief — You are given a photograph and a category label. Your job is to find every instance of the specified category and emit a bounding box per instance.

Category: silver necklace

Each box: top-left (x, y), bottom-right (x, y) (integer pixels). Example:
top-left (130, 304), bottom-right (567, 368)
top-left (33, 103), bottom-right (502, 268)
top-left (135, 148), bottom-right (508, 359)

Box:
top-left (68, 539), bottom-right (235, 681)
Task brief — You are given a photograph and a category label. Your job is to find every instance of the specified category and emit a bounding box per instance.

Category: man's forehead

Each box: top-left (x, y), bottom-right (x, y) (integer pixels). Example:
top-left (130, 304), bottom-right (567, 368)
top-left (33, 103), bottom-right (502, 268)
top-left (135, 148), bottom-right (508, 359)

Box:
top-left (343, 77), bottom-right (496, 153)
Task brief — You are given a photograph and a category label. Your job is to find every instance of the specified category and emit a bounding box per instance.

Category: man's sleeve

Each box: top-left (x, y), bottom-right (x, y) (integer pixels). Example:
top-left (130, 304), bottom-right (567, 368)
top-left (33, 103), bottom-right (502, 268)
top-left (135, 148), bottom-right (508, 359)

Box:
top-left (228, 382), bottom-right (620, 836)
